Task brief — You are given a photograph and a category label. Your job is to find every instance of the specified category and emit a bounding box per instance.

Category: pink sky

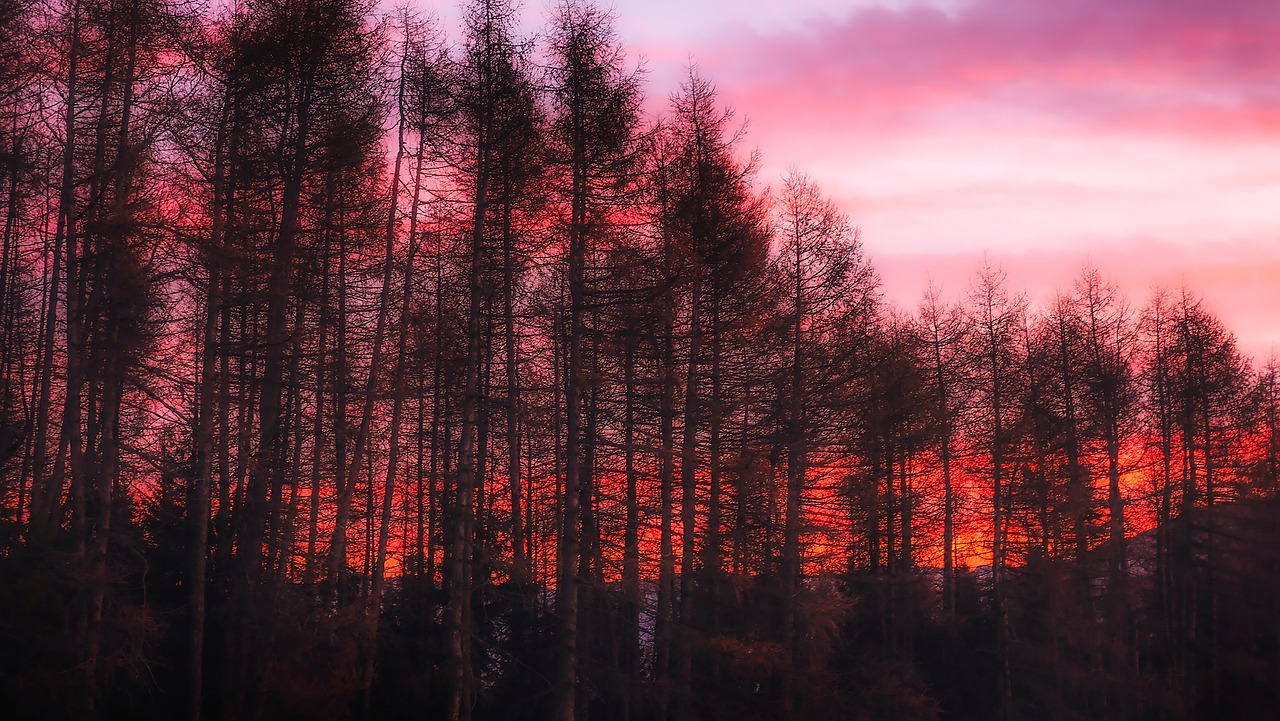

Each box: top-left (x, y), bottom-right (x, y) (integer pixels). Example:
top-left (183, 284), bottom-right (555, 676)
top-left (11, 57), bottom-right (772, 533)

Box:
top-left (603, 0), bottom-right (1280, 360)
top-left (428, 0), bottom-right (1280, 359)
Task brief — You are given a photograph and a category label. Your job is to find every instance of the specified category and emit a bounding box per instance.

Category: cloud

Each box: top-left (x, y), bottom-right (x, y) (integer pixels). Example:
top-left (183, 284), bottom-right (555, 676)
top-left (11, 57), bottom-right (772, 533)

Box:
top-left (693, 0), bottom-right (1280, 136)
top-left (623, 0), bottom-right (1280, 355)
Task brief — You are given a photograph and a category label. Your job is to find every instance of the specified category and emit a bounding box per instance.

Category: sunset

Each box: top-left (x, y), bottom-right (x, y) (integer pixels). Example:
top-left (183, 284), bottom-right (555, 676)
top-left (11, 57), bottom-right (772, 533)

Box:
top-left (1, 0), bottom-right (1277, 720)
top-left (618, 0), bottom-right (1280, 358)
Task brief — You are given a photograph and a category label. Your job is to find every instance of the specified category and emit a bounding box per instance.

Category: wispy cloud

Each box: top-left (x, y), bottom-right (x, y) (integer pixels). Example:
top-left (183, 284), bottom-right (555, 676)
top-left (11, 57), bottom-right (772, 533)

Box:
top-left (697, 0), bottom-right (1280, 136)
top-left (615, 0), bottom-right (1280, 353)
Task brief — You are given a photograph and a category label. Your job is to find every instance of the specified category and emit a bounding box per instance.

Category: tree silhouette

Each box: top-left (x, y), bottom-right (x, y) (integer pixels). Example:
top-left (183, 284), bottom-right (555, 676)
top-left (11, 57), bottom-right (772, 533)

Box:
top-left (0, 2), bottom-right (1277, 720)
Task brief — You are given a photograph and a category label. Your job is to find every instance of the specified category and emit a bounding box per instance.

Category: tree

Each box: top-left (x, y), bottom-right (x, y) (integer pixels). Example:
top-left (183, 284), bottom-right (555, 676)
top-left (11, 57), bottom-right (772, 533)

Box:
top-left (963, 260), bottom-right (1027, 721)
top-left (916, 282), bottom-right (968, 616)
top-left (771, 169), bottom-right (873, 716)
top-left (0, 2), bottom-right (1278, 720)
top-left (545, 4), bottom-right (641, 718)
top-left (1073, 269), bottom-right (1139, 595)
top-left (658, 68), bottom-right (774, 720)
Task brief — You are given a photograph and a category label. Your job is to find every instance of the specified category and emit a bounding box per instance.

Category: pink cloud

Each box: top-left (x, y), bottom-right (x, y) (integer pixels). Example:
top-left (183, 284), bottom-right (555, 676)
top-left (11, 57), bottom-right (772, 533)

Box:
top-left (690, 0), bottom-right (1280, 136)
top-left (625, 0), bottom-right (1280, 357)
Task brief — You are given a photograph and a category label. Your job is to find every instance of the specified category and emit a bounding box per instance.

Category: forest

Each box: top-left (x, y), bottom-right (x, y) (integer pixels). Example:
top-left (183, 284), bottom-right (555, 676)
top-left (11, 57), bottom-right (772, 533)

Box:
top-left (1, 0), bottom-right (1278, 719)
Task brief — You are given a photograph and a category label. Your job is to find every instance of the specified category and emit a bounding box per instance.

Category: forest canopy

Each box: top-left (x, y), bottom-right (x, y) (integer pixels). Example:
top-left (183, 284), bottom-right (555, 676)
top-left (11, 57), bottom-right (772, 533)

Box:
top-left (0, 0), bottom-right (1277, 720)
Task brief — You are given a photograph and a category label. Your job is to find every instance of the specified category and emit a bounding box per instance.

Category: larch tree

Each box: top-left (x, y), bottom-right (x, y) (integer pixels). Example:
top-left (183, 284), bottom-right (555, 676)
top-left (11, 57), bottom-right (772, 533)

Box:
top-left (545, 2), bottom-right (642, 718)
top-left (771, 168), bottom-right (873, 717)
top-left (963, 259), bottom-right (1027, 721)
top-left (916, 282), bottom-right (969, 617)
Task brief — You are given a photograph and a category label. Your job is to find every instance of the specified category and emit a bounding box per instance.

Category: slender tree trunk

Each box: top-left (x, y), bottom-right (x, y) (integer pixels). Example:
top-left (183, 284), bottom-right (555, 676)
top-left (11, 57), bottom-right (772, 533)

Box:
top-left (448, 124), bottom-right (487, 721)
top-left (502, 182), bottom-right (524, 581)
top-left (657, 307), bottom-right (676, 717)
top-left (782, 237), bottom-right (805, 720)
top-left (677, 269), bottom-right (701, 721)
top-left (622, 330), bottom-right (640, 721)
top-left (306, 171), bottom-right (336, 586)
top-left (363, 73), bottom-right (429, 710)
top-left (329, 110), bottom-right (408, 590)
top-left (554, 118), bottom-right (587, 721)
top-left (29, 0), bottom-right (82, 541)
top-left (189, 84), bottom-right (232, 721)
top-left (705, 298), bottom-right (723, 637)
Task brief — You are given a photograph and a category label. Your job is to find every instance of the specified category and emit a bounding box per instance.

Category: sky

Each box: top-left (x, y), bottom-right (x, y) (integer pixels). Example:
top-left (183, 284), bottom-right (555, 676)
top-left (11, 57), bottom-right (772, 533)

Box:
top-left (441, 0), bottom-right (1280, 360)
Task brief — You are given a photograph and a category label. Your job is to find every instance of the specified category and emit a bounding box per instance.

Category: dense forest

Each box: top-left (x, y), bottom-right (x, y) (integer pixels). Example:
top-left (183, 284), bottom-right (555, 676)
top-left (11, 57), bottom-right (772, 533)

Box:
top-left (1, 0), bottom-right (1278, 719)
